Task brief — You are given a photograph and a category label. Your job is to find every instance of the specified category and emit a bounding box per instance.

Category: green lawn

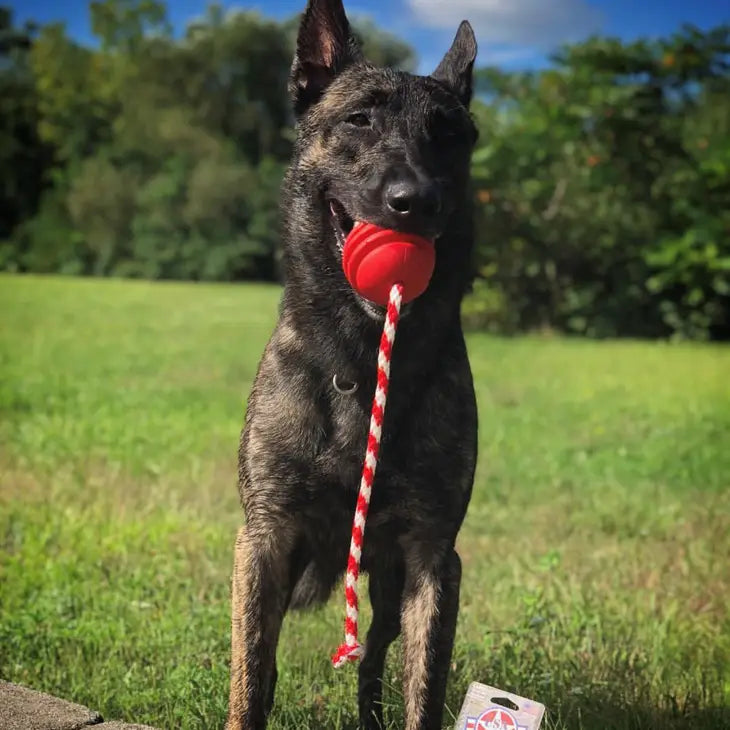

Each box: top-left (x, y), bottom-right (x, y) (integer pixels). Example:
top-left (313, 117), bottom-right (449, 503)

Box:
top-left (1, 274), bottom-right (728, 730)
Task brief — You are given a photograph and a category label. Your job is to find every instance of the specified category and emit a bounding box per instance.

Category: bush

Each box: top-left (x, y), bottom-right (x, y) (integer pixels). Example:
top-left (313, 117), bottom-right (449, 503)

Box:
top-left (471, 27), bottom-right (730, 339)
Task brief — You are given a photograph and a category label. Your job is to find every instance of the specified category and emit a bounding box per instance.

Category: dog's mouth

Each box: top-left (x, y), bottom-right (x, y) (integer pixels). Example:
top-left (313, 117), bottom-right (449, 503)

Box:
top-left (327, 198), bottom-right (393, 320)
top-left (329, 199), bottom-right (358, 253)
top-left (328, 197), bottom-right (428, 321)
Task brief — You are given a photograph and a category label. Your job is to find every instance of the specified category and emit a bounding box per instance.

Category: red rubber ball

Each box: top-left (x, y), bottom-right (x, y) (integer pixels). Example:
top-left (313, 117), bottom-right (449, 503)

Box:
top-left (342, 223), bottom-right (436, 307)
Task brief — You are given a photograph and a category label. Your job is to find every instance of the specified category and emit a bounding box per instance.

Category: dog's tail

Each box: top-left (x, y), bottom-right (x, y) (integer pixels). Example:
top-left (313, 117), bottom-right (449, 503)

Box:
top-left (289, 560), bottom-right (341, 610)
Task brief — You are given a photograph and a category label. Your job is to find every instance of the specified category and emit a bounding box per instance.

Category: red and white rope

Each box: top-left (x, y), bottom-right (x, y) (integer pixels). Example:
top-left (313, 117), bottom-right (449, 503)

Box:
top-left (331, 281), bottom-right (404, 668)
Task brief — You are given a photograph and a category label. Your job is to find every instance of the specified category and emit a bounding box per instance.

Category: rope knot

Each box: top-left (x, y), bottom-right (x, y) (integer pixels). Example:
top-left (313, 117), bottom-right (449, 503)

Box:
top-left (331, 642), bottom-right (364, 668)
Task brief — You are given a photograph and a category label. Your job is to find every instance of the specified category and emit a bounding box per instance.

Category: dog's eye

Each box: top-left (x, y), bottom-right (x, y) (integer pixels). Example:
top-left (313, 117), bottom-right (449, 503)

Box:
top-left (345, 112), bottom-right (372, 128)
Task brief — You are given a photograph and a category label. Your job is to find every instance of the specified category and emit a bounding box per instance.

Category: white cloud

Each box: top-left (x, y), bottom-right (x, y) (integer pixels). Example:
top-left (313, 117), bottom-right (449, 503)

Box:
top-left (408, 0), bottom-right (603, 49)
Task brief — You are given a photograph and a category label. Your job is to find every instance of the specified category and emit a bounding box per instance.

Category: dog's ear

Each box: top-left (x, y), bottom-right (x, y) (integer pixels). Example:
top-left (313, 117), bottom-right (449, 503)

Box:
top-left (289, 0), bottom-right (362, 117)
top-left (431, 21), bottom-right (477, 107)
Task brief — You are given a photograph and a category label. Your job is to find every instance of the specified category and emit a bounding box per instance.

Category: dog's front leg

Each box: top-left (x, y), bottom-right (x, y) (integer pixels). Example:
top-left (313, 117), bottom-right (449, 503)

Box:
top-left (400, 542), bottom-right (461, 730)
top-left (358, 556), bottom-right (405, 729)
top-left (226, 524), bottom-right (295, 730)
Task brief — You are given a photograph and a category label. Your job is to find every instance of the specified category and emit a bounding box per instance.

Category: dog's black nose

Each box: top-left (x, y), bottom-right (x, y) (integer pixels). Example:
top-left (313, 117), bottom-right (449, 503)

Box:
top-left (384, 179), bottom-right (441, 221)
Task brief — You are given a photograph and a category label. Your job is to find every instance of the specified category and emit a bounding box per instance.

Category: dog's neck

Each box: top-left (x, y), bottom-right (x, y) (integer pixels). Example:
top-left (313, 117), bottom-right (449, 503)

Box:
top-left (277, 178), bottom-right (474, 383)
top-left (280, 245), bottom-right (469, 390)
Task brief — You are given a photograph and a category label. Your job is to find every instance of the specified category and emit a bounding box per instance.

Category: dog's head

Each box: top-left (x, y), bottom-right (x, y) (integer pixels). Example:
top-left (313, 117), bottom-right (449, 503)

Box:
top-left (284, 0), bottom-right (477, 317)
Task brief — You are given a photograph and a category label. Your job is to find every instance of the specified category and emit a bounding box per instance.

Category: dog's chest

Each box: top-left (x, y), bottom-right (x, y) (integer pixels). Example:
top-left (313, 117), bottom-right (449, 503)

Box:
top-left (311, 388), bottom-right (414, 512)
top-left (314, 391), bottom-right (370, 484)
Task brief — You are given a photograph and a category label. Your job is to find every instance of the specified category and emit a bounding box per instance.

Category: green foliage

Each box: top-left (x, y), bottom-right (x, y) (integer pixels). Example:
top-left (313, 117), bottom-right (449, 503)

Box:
top-left (468, 25), bottom-right (730, 339)
top-left (67, 155), bottom-right (138, 275)
top-left (30, 22), bottom-right (115, 163)
top-left (1, 1), bottom-right (729, 338)
top-left (0, 8), bottom-right (49, 239)
top-left (4, 185), bottom-right (85, 274)
top-left (125, 152), bottom-right (284, 280)
top-left (1, 276), bottom-right (729, 729)
top-left (2, 2), bottom-right (417, 285)
top-left (90, 0), bottom-right (169, 52)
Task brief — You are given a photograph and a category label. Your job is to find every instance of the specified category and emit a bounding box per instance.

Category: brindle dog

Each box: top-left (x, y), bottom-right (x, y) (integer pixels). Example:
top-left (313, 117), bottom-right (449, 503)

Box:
top-left (226, 1), bottom-right (478, 728)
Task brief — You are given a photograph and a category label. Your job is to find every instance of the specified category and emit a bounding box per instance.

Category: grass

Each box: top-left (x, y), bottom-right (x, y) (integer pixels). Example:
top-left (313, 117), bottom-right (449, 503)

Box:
top-left (1, 273), bottom-right (729, 730)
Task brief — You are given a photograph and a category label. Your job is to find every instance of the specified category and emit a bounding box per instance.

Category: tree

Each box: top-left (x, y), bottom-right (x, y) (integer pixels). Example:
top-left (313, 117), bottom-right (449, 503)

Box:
top-left (468, 25), bottom-right (730, 339)
top-left (8, 1), bottom-right (726, 340)
top-left (0, 7), bottom-right (49, 242)
top-left (67, 155), bottom-right (138, 275)
top-left (90, 0), bottom-right (169, 52)
top-left (30, 23), bottom-right (113, 163)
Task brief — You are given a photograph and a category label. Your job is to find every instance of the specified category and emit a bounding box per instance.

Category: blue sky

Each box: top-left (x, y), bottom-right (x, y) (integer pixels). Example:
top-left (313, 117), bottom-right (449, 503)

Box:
top-left (12, 0), bottom-right (730, 74)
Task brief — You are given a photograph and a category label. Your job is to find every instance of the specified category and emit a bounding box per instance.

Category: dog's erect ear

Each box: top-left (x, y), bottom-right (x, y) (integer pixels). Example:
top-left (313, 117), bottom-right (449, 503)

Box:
top-left (431, 21), bottom-right (477, 107)
top-left (289, 0), bottom-right (362, 116)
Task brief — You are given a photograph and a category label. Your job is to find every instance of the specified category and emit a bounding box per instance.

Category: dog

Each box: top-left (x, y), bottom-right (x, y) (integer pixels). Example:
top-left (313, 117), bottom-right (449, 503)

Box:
top-left (226, 1), bottom-right (478, 728)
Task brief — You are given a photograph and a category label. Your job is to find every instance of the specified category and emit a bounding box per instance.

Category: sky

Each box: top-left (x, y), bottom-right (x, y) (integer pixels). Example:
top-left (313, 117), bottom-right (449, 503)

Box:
top-left (11, 0), bottom-right (730, 74)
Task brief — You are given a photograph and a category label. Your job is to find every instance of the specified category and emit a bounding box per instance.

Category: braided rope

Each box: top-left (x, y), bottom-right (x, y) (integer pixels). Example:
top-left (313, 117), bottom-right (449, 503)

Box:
top-left (331, 282), bottom-right (404, 668)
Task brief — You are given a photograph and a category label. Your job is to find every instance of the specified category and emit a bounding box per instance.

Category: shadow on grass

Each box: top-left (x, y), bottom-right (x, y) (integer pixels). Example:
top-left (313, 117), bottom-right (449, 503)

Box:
top-left (530, 688), bottom-right (728, 730)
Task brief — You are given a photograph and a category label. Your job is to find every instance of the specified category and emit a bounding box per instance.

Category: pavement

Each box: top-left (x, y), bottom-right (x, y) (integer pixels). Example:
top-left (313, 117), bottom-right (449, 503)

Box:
top-left (0, 681), bottom-right (159, 730)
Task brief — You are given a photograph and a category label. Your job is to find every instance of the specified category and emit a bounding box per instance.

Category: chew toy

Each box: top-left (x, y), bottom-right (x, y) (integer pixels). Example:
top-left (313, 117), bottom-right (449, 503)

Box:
top-left (331, 223), bottom-right (435, 668)
top-left (341, 223), bottom-right (436, 307)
